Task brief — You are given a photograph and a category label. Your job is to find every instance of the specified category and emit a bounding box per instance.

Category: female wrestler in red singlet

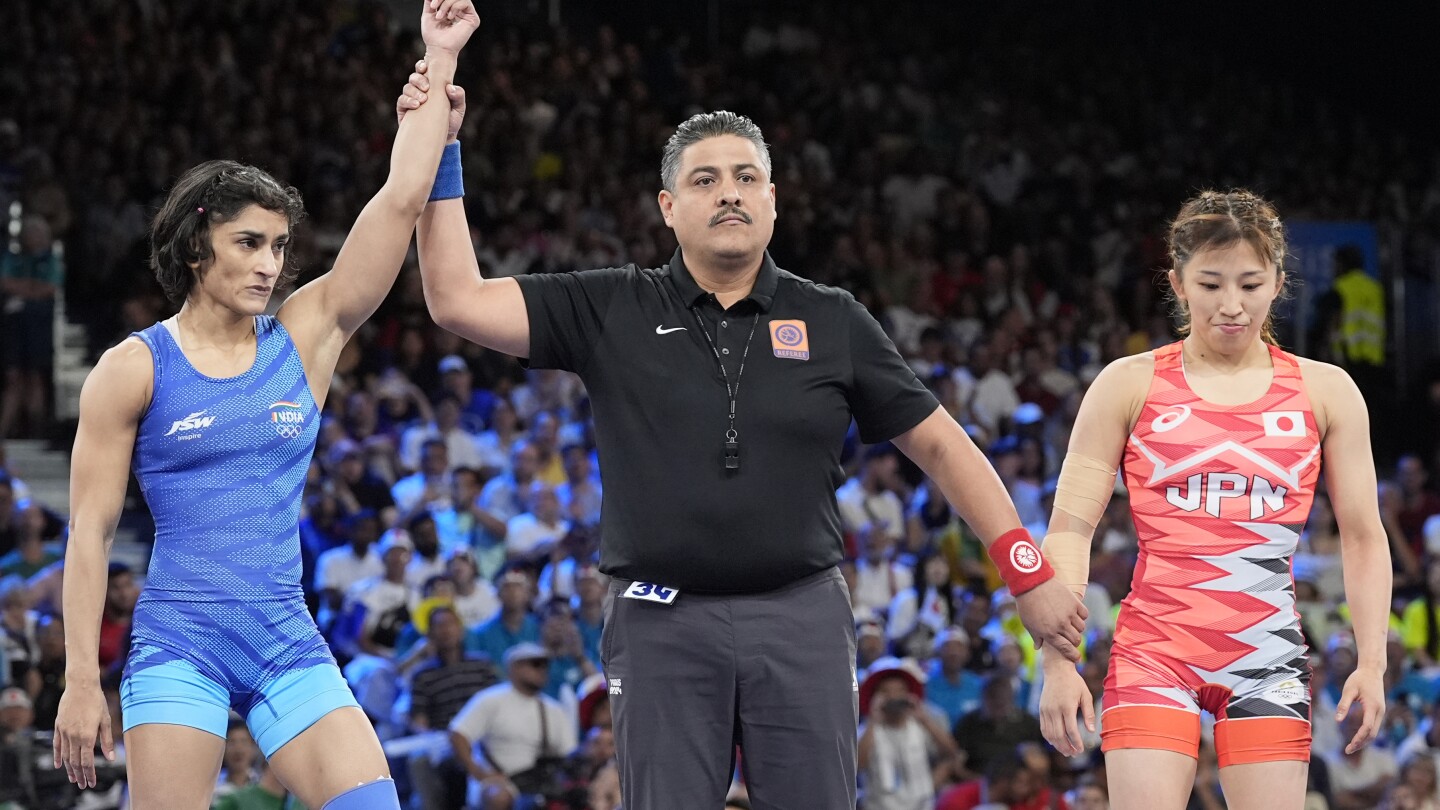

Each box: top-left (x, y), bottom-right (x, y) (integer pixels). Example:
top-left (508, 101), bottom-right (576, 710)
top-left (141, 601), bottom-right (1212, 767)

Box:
top-left (1037, 190), bottom-right (1391, 810)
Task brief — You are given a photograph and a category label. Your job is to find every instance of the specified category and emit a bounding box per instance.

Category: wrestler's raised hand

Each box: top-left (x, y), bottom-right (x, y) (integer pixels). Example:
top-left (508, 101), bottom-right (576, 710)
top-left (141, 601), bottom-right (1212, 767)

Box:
top-left (421, 0), bottom-right (479, 57)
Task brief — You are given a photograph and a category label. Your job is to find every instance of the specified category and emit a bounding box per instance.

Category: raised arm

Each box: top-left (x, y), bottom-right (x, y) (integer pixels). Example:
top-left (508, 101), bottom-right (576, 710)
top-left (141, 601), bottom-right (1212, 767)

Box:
top-left (278, 1), bottom-right (480, 398)
top-left (1307, 360), bottom-right (1390, 753)
top-left (398, 61), bottom-right (530, 358)
top-left (417, 189), bottom-right (530, 357)
top-left (54, 339), bottom-right (152, 787)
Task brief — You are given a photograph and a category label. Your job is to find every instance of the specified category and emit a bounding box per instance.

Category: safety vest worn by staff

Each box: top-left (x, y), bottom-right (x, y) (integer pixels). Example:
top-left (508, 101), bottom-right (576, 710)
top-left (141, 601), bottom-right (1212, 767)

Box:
top-left (1331, 268), bottom-right (1385, 366)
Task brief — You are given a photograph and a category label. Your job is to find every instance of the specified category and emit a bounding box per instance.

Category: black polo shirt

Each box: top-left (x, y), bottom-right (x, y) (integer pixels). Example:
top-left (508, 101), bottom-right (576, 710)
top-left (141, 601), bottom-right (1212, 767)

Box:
top-left (515, 249), bottom-right (938, 594)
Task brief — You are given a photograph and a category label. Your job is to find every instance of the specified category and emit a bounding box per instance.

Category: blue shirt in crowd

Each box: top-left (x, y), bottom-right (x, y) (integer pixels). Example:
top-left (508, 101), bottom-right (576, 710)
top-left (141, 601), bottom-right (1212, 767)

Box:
top-left (465, 613), bottom-right (542, 670)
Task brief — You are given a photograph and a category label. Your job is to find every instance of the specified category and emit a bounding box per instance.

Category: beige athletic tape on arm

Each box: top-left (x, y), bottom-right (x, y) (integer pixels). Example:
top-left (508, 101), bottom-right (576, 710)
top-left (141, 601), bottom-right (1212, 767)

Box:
top-left (1042, 453), bottom-right (1118, 599)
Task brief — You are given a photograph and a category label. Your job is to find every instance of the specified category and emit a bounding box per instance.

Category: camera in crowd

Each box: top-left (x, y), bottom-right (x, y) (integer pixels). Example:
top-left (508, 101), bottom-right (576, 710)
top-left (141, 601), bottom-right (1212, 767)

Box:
top-left (880, 696), bottom-right (915, 719)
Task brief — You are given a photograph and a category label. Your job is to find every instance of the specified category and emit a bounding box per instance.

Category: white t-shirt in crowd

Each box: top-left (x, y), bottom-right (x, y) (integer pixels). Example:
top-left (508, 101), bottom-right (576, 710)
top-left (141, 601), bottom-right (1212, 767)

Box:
top-left (449, 683), bottom-right (578, 775)
top-left (400, 424), bottom-right (484, 472)
top-left (854, 560), bottom-right (913, 619)
top-left (406, 553), bottom-right (449, 591)
top-left (505, 513), bottom-right (570, 559)
top-left (314, 546), bottom-right (383, 594)
top-left (970, 369), bottom-right (1020, 435)
top-left (346, 577), bottom-right (416, 645)
top-left (836, 479), bottom-right (906, 544)
top-left (860, 718), bottom-right (936, 810)
top-left (479, 474), bottom-right (528, 525)
top-left (1325, 746), bottom-right (1398, 795)
top-left (452, 582), bottom-right (501, 628)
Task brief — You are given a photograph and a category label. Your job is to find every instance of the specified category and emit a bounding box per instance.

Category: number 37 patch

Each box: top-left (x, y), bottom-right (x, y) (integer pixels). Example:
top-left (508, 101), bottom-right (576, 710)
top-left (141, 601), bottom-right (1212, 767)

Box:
top-left (621, 581), bottom-right (680, 605)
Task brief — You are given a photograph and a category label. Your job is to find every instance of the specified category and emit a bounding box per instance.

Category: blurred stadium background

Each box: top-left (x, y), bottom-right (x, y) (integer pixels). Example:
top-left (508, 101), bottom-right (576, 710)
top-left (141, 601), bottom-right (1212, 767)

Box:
top-left (2, 1), bottom-right (1439, 808)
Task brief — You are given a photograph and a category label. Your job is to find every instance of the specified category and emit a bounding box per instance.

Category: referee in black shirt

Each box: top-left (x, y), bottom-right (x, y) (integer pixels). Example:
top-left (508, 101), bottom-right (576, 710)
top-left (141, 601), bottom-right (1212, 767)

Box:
top-left (400, 76), bottom-right (1087, 808)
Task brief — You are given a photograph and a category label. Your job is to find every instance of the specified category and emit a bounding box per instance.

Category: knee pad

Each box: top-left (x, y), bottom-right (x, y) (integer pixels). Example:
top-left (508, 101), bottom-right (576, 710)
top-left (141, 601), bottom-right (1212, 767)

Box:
top-left (321, 777), bottom-right (401, 810)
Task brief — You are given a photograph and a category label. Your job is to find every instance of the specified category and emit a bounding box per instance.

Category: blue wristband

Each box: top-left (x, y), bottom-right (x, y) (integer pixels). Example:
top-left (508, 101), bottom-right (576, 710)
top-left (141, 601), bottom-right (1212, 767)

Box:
top-left (429, 141), bottom-right (463, 201)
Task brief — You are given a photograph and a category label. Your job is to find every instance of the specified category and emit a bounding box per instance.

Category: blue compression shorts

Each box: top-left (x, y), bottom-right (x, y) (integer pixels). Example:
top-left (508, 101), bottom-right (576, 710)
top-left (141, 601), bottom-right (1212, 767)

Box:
top-left (120, 659), bottom-right (359, 757)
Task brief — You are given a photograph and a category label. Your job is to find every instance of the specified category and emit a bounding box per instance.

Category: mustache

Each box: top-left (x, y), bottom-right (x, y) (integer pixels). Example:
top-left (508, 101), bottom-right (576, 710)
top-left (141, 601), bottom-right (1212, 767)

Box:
top-left (709, 207), bottom-right (753, 226)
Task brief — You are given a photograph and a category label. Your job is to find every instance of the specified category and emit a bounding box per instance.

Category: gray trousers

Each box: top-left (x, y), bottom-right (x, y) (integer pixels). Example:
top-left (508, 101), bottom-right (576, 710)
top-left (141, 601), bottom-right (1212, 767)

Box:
top-left (601, 567), bottom-right (858, 810)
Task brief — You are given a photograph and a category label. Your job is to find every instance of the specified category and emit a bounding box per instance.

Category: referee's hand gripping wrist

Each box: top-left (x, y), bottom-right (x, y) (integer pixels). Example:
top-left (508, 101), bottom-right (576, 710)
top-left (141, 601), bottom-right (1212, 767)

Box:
top-left (399, 59), bottom-right (467, 144)
top-left (996, 530), bottom-right (1088, 664)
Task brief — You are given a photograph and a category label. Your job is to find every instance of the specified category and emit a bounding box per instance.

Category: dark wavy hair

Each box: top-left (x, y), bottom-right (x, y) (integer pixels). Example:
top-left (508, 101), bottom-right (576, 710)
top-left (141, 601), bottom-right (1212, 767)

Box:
top-left (149, 160), bottom-right (306, 304)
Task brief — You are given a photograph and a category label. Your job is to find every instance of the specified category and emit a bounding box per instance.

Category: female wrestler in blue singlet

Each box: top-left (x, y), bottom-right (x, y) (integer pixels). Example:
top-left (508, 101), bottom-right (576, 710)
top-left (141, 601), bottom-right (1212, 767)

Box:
top-left (53, 4), bottom-right (478, 808)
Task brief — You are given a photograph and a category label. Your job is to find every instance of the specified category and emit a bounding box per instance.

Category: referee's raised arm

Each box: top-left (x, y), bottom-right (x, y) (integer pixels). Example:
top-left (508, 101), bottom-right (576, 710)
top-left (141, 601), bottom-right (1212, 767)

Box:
top-left (416, 197), bottom-right (530, 358)
top-left (401, 60), bottom-right (531, 358)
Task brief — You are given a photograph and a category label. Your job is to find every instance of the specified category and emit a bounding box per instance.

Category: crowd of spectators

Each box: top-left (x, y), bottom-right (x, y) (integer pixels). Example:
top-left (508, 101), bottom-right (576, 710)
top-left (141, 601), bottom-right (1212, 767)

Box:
top-left (4, 1), bottom-right (1440, 808)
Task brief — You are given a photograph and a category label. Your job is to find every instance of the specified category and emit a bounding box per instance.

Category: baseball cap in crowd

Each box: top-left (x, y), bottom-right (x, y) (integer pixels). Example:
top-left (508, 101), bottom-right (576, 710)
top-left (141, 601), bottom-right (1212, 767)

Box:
top-left (498, 569), bottom-right (531, 588)
top-left (856, 621), bottom-right (885, 642)
top-left (503, 642), bottom-right (550, 668)
top-left (932, 625), bottom-right (970, 654)
top-left (376, 529), bottom-right (414, 557)
top-left (0, 686), bottom-right (32, 710)
top-left (859, 656), bottom-right (927, 716)
top-left (438, 355), bottom-right (469, 375)
top-left (577, 672), bottom-right (609, 732)
top-left (413, 597), bottom-right (454, 635)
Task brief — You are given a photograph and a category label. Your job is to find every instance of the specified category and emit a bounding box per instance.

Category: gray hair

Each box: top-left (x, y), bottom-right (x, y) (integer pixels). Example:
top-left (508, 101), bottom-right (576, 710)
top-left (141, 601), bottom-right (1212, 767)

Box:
top-left (660, 111), bottom-right (772, 192)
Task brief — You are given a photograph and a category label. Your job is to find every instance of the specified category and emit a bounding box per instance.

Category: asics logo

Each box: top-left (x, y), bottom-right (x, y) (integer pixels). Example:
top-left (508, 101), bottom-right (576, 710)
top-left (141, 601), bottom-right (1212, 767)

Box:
top-left (1151, 404), bottom-right (1191, 433)
top-left (655, 325), bottom-right (687, 335)
top-left (164, 410), bottom-right (217, 436)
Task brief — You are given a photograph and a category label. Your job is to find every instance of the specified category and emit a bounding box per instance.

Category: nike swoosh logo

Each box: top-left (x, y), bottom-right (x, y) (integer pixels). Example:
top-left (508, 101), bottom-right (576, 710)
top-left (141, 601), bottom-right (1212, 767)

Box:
top-left (655, 325), bottom-right (687, 335)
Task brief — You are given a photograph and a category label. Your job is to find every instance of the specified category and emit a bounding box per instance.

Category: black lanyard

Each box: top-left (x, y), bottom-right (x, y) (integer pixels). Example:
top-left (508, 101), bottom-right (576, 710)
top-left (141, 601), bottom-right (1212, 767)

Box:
top-left (691, 307), bottom-right (760, 471)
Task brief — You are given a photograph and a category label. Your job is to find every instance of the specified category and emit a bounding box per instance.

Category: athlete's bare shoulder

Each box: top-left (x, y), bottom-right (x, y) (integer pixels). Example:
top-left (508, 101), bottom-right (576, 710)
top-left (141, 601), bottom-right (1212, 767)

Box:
top-left (93, 336), bottom-right (154, 378)
top-left (1087, 351), bottom-right (1155, 422)
top-left (1100, 350), bottom-right (1158, 384)
top-left (1293, 355), bottom-right (1348, 384)
top-left (82, 336), bottom-right (155, 417)
top-left (1294, 356), bottom-right (1361, 438)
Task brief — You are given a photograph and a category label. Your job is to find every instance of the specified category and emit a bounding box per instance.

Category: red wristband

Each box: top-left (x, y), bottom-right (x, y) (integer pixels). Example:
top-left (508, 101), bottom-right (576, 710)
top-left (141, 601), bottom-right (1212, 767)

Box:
top-left (986, 528), bottom-right (1054, 595)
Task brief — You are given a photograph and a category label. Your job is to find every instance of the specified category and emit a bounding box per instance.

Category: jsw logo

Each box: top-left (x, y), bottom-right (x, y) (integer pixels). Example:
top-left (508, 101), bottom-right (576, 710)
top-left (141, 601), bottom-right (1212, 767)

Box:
top-left (164, 410), bottom-right (217, 436)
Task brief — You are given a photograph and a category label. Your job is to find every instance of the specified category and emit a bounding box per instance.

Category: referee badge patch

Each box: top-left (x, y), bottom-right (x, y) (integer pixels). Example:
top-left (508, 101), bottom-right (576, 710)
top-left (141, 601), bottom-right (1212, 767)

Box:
top-left (621, 581), bottom-right (679, 605)
top-left (769, 319), bottom-right (810, 360)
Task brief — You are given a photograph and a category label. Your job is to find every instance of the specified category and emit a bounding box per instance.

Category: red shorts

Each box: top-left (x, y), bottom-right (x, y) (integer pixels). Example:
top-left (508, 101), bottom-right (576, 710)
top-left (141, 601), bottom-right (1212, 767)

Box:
top-left (1101, 640), bottom-right (1311, 768)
